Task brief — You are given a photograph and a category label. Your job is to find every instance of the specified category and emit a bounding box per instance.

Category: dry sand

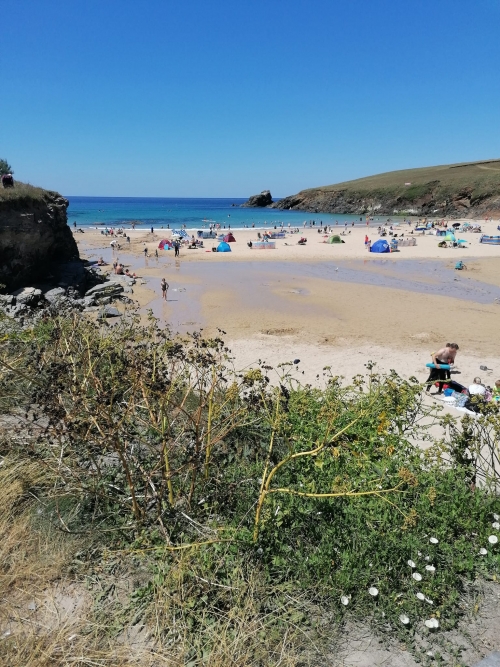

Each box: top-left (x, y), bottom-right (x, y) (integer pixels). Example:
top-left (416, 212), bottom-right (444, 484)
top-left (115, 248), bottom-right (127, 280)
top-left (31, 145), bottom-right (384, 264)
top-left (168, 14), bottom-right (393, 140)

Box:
top-left (75, 219), bottom-right (500, 387)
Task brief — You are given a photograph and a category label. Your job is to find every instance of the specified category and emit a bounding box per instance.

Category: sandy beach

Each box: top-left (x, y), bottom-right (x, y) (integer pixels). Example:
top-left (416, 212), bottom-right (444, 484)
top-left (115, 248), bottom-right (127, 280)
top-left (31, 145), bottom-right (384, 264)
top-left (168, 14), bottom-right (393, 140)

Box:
top-left (74, 219), bottom-right (500, 387)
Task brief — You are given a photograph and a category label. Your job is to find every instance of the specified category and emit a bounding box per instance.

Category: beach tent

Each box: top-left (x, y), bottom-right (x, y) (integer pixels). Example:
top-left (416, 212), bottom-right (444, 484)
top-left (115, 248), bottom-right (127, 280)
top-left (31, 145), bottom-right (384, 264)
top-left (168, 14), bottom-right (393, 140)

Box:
top-left (223, 233), bottom-right (236, 243)
top-left (328, 235), bottom-right (344, 244)
top-left (480, 235), bottom-right (500, 245)
top-left (158, 239), bottom-right (172, 249)
top-left (444, 233), bottom-right (456, 242)
top-left (217, 241), bottom-right (231, 252)
top-left (172, 229), bottom-right (189, 238)
top-left (370, 239), bottom-right (390, 253)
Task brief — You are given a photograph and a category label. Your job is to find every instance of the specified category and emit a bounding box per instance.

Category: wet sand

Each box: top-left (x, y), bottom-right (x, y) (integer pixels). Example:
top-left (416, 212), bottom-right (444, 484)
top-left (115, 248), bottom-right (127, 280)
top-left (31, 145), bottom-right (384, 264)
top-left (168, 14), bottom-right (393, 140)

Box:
top-left (76, 222), bottom-right (500, 386)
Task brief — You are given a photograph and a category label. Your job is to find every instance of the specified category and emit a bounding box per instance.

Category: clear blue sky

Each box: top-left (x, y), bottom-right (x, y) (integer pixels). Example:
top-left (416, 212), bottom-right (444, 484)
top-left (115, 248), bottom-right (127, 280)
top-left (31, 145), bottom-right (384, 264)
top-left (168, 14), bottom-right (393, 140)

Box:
top-left (2, 0), bottom-right (500, 197)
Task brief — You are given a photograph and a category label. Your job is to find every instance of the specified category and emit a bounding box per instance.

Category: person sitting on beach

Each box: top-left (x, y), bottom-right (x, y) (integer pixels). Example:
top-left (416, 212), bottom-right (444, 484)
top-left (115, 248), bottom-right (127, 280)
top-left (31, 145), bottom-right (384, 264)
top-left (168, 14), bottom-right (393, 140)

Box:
top-left (468, 377), bottom-right (486, 398)
top-left (116, 264), bottom-right (124, 275)
top-left (97, 256), bottom-right (105, 266)
top-left (425, 343), bottom-right (459, 394)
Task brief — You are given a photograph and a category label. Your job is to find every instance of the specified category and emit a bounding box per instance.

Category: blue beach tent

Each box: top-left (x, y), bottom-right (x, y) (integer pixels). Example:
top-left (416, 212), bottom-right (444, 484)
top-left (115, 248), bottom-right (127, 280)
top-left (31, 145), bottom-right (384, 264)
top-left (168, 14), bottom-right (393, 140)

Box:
top-left (217, 241), bottom-right (231, 252)
top-left (370, 239), bottom-right (390, 253)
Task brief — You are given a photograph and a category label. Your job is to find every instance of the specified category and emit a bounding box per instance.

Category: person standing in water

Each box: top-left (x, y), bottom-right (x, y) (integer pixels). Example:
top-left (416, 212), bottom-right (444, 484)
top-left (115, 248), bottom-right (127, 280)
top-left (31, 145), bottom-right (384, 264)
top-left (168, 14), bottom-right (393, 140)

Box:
top-left (160, 278), bottom-right (169, 301)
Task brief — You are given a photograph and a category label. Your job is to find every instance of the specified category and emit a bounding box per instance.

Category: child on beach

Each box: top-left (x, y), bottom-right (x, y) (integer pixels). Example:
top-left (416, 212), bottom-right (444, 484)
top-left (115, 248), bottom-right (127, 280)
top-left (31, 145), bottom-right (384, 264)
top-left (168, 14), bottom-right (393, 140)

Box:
top-left (161, 278), bottom-right (169, 301)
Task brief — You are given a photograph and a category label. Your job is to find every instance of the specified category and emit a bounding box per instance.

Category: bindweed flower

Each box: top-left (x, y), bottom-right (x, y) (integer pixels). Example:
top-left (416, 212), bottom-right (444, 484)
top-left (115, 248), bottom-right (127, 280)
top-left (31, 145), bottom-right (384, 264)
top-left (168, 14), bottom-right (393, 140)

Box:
top-left (425, 597), bottom-right (434, 605)
top-left (493, 513), bottom-right (499, 521)
top-left (492, 522), bottom-right (500, 530)
top-left (412, 572), bottom-right (422, 581)
top-left (407, 560), bottom-right (416, 568)
top-left (479, 548), bottom-right (488, 555)
top-left (368, 586), bottom-right (379, 597)
top-left (425, 565), bottom-right (436, 573)
top-left (488, 535), bottom-right (498, 545)
top-left (341, 595), bottom-right (350, 606)
top-left (399, 614), bottom-right (410, 625)
top-left (416, 592), bottom-right (425, 600)
top-left (429, 537), bottom-right (439, 544)
top-left (425, 618), bottom-right (439, 629)
top-left (424, 555), bottom-right (430, 561)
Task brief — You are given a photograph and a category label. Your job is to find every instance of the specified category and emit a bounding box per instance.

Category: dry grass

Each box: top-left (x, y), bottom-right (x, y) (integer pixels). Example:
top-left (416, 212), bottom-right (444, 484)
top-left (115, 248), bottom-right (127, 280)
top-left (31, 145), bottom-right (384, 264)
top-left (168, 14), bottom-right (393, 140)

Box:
top-left (0, 181), bottom-right (57, 206)
top-left (0, 456), bottom-right (154, 666)
top-left (0, 454), bottom-right (312, 666)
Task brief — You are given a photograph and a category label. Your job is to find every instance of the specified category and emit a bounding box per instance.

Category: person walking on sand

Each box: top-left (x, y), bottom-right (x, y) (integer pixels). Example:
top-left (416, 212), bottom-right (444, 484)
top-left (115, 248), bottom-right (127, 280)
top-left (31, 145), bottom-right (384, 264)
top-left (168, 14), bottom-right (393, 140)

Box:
top-left (425, 343), bottom-right (459, 394)
top-left (161, 278), bottom-right (169, 301)
top-left (174, 240), bottom-right (180, 257)
top-left (144, 247), bottom-right (148, 257)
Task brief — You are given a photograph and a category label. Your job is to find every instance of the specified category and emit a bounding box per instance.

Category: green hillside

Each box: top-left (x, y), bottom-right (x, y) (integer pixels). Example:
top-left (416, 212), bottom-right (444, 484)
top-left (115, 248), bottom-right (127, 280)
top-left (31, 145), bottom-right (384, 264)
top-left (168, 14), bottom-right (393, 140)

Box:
top-left (273, 159), bottom-right (500, 217)
top-left (313, 159), bottom-right (500, 196)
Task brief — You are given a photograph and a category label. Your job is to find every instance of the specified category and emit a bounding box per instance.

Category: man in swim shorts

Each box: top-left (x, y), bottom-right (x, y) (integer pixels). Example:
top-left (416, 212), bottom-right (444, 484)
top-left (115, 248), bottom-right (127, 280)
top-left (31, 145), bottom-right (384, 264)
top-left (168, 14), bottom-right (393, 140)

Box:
top-left (425, 343), bottom-right (459, 394)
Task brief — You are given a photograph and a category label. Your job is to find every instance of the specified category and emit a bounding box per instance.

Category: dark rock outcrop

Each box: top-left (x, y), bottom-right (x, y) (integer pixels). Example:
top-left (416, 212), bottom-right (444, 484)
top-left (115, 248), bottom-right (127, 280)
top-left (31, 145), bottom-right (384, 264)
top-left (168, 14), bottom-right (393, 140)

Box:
top-left (242, 190), bottom-right (273, 207)
top-left (0, 185), bottom-right (79, 290)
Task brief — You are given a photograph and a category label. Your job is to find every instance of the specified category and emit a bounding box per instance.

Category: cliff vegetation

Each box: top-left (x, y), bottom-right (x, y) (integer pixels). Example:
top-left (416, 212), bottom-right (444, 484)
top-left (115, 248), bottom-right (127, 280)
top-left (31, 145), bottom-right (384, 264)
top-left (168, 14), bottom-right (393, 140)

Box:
top-left (273, 160), bottom-right (500, 218)
top-left (1, 311), bottom-right (499, 665)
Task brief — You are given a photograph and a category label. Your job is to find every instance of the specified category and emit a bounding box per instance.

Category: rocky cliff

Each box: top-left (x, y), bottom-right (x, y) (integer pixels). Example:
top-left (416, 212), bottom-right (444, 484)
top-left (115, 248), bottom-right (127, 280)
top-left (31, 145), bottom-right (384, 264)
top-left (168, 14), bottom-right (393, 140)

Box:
top-left (0, 183), bottom-right (79, 290)
top-left (272, 160), bottom-right (500, 218)
top-left (242, 190), bottom-right (273, 207)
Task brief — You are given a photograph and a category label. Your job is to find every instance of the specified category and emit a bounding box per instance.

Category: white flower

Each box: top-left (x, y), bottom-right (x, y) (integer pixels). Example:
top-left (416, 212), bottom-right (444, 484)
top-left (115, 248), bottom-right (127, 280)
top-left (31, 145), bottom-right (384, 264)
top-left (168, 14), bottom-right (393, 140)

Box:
top-left (417, 551), bottom-right (422, 556)
top-left (425, 597), bottom-right (434, 605)
top-left (399, 614), bottom-right (410, 625)
top-left (407, 560), bottom-right (416, 568)
top-left (488, 535), bottom-right (498, 545)
top-left (492, 522), bottom-right (500, 530)
top-left (493, 513), bottom-right (499, 521)
top-left (412, 572), bottom-right (422, 581)
top-left (424, 555), bottom-right (430, 561)
top-left (368, 586), bottom-right (379, 596)
top-left (416, 592), bottom-right (425, 600)
top-left (425, 618), bottom-right (439, 629)
top-left (425, 565), bottom-right (436, 573)
top-left (341, 595), bottom-right (350, 606)
top-left (479, 548), bottom-right (488, 555)
top-left (429, 537), bottom-right (439, 544)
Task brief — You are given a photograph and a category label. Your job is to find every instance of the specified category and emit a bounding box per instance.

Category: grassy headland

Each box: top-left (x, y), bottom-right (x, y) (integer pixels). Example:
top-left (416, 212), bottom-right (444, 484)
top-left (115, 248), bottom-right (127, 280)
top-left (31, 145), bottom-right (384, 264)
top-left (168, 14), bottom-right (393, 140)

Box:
top-left (272, 159), bottom-right (500, 218)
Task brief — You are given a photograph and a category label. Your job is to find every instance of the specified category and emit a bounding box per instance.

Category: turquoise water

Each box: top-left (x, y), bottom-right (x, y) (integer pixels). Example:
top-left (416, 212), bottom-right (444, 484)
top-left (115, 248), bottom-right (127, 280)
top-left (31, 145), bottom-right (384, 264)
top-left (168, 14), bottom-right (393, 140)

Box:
top-left (66, 196), bottom-right (373, 230)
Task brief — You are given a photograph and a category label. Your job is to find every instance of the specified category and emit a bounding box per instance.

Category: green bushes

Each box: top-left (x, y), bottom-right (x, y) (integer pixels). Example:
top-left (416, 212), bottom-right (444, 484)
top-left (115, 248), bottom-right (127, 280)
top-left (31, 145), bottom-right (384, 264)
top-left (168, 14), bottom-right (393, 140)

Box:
top-left (1, 311), bottom-right (499, 660)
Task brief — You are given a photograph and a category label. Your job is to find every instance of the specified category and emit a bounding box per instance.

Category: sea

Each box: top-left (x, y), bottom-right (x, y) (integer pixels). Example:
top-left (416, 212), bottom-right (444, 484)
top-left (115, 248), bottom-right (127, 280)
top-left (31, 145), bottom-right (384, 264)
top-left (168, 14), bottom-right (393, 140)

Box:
top-left (66, 196), bottom-right (377, 231)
